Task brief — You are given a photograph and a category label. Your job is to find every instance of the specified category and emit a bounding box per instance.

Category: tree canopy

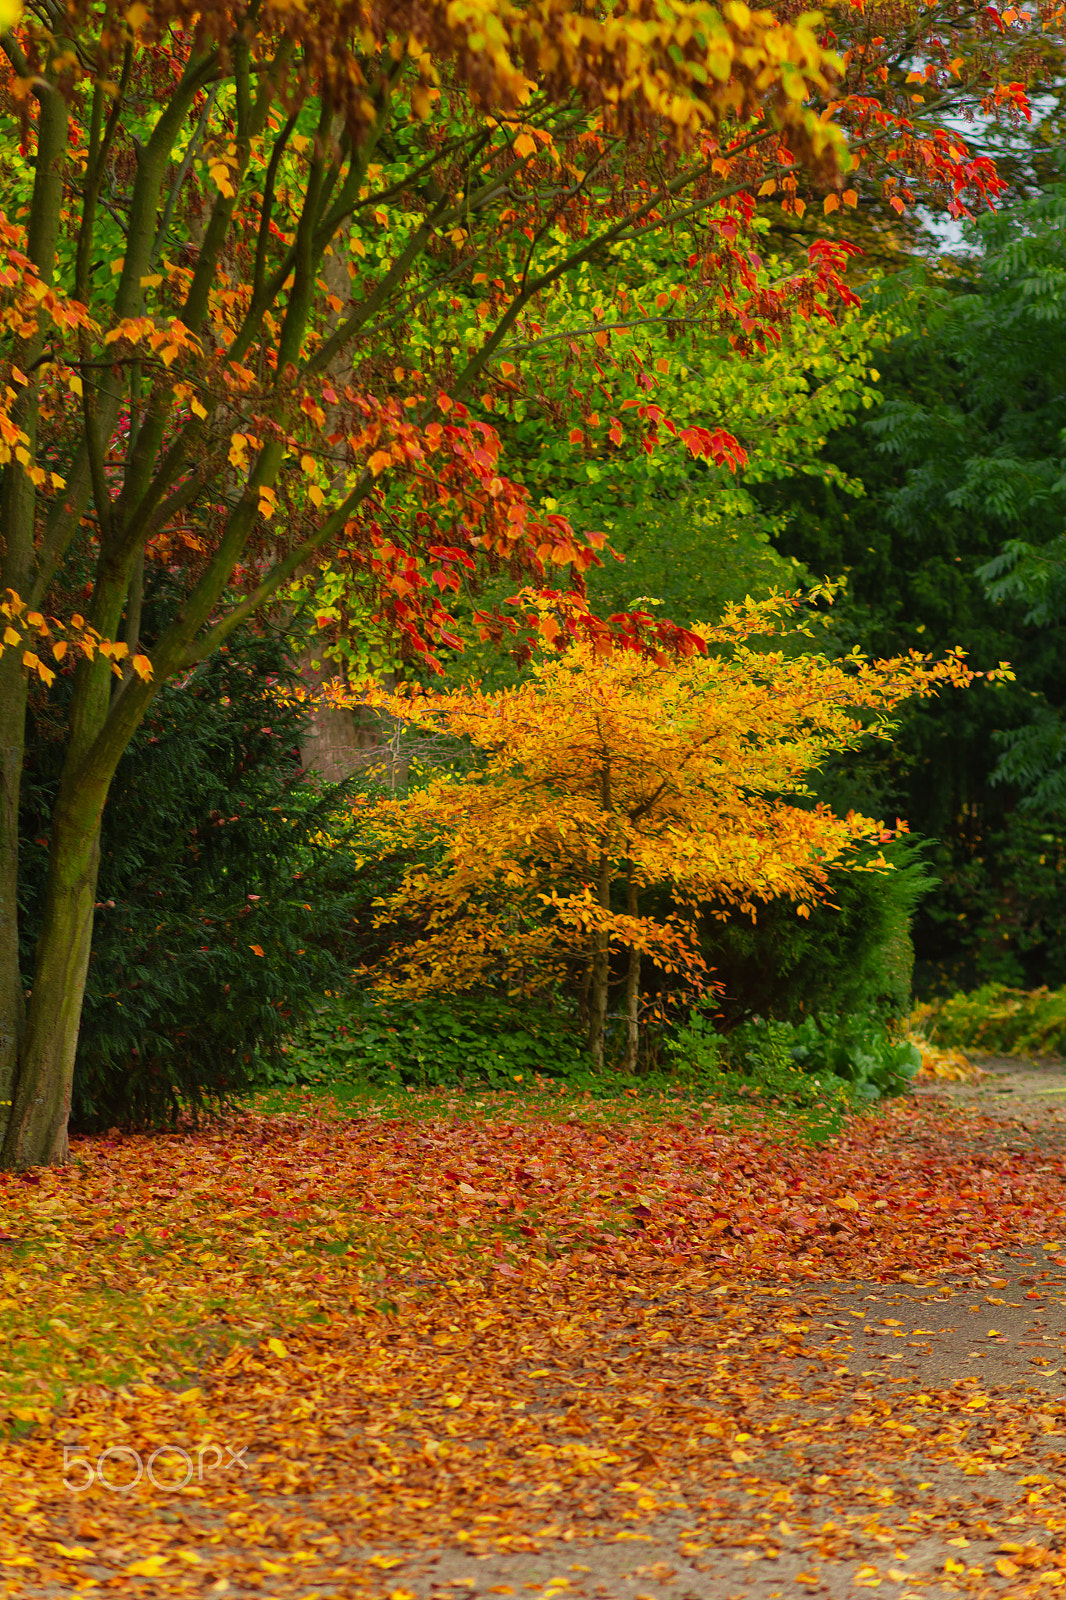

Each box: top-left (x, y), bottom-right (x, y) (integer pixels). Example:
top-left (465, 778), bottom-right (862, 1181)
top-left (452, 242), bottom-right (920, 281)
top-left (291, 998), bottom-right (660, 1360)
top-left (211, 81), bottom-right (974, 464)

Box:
top-left (363, 597), bottom-right (990, 1066)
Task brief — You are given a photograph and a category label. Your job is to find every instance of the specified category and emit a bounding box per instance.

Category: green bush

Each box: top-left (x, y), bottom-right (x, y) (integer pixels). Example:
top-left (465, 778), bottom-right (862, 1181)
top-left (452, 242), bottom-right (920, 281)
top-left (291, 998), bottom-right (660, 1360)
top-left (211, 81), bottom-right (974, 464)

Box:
top-left (699, 836), bottom-right (932, 1029)
top-left (274, 991), bottom-right (589, 1090)
top-left (666, 1005), bottom-right (918, 1111)
top-left (918, 984), bottom-right (1066, 1057)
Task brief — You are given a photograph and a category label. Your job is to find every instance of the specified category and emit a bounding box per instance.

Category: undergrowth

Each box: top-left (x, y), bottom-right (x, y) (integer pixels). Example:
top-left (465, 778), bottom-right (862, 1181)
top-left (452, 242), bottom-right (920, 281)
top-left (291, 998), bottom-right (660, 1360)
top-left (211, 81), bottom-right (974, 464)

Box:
top-left (253, 989), bottom-right (920, 1145)
top-left (915, 983), bottom-right (1066, 1057)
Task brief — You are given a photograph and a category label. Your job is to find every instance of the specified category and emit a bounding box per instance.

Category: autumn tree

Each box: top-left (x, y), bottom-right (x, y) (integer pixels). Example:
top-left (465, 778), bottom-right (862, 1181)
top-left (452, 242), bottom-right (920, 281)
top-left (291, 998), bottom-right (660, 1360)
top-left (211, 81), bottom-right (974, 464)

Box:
top-left (361, 598), bottom-right (991, 1068)
top-left (0, 0), bottom-right (1051, 1167)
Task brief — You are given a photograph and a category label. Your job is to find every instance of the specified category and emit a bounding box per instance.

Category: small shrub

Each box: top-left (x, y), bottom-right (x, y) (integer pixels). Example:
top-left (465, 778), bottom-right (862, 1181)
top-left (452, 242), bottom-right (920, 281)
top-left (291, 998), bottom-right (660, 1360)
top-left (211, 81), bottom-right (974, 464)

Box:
top-left (786, 1015), bottom-right (921, 1103)
top-left (915, 984), bottom-right (1066, 1057)
top-left (666, 1009), bottom-right (850, 1115)
top-left (666, 1005), bottom-right (919, 1111)
top-left (277, 991), bottom-right (589, 1090)
top-left (19, 618), bottom-right (405, 1131)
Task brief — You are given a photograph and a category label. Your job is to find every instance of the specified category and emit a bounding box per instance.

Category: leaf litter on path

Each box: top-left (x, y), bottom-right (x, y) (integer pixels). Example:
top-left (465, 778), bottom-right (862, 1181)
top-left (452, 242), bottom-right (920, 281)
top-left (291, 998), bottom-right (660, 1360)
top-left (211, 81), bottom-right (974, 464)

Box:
top-left (1, 1091), bottom-right (1065, 1598)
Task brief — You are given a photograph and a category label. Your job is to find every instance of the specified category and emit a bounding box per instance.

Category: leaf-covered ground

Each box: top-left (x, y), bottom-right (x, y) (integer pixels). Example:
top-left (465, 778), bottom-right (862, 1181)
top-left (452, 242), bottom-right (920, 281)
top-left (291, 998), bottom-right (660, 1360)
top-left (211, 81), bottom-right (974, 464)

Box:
top-left (2, 1085), bottom-right (1066, 1598)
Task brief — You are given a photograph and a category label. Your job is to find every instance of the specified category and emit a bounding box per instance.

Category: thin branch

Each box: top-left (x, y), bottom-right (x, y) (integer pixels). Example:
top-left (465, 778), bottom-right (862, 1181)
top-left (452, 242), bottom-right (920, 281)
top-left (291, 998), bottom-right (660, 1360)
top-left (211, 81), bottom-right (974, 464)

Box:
top-left (150, 84), bottom-right (218, 268)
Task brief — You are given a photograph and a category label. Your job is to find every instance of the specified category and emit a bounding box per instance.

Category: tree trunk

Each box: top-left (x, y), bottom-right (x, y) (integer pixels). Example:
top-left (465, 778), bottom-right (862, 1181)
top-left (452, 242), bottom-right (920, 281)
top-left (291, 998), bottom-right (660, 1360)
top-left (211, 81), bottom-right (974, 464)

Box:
top-left (0, 787), bottom-right (103, 1168)
top-left (0, 652), bottom-right (29, 1147)
top-left (586, 758), bottom-right (616, 1067)
top-left (587, 917), bottom-right (610, 1070)
top-left (1, 560), bottom-right (152, 1168)
top-left (620, 870), bottom-right (640, 1073)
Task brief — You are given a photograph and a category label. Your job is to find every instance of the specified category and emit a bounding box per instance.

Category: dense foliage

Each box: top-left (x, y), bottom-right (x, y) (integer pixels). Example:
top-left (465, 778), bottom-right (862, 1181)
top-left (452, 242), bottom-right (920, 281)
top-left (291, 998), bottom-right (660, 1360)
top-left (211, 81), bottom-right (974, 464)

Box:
top-left (758, 187), bottom-right (1066, 993)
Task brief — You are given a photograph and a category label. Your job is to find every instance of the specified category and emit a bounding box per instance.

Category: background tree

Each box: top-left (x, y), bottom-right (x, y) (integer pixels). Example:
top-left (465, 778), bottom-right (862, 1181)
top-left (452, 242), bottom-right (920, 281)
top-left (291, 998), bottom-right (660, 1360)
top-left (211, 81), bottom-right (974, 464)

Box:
top-left (762, 182), bottom-right (1066, 990)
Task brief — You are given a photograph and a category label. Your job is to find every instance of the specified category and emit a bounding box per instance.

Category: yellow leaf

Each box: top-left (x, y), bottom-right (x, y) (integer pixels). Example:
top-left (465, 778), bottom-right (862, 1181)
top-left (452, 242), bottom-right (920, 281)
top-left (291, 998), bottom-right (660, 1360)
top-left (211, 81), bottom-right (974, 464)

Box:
top-left (3, 626), bottom-right (19, 647)
top-left (758, 178), bottom-right (777, 196)
top-left (309, 485), bottom-right (325, 508)
top-left (0, 0), bottom-right (23, 25)
top-left (250, 944), bottom-right (265, 958)
top-left (514, 132), bottom-right (537, 158)
top-left (190, 397), bottom-right (208, 420)
top-left (132, 654), bottom-right (153, 681)
top-left (842, 188), bottom-right (859, 207)
top-left (139, 273), bottom-right (163, 287)
top-left (126, 1555), bottom-right (169, 1576)
top-left (823, 193), bottom-right (840, 214)
top-left (443, 1393), bottom-right (463, 1408)
top-left (53, 1545), bottom-right (96, 1560)
top-left (996, 1559), bottom-right (1020, 1577)
top-left (266, 1336), bottom-right (287, 1357)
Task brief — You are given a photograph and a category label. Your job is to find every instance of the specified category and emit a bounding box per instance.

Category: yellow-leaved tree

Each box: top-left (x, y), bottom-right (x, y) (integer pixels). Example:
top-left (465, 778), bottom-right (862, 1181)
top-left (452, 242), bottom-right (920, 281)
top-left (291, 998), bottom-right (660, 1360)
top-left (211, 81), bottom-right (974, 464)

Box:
top-left (361, 598), bottom-right (987, 1068)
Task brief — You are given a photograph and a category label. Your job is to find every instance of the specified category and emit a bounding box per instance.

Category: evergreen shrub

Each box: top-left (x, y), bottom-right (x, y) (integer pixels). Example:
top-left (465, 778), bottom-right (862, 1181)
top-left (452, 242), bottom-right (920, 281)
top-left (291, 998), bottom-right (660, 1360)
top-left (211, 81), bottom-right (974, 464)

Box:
top-left (20, 623), bottom-right (399, 1131)
top-left (700, 836), bottom-right (932, 1028)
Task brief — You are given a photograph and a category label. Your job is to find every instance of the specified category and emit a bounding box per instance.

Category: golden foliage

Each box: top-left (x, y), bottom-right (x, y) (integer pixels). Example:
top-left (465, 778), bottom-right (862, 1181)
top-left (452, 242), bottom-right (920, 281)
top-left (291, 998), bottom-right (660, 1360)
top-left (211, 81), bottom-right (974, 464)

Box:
top-left (362, 597), bottom-right (983, 1004)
